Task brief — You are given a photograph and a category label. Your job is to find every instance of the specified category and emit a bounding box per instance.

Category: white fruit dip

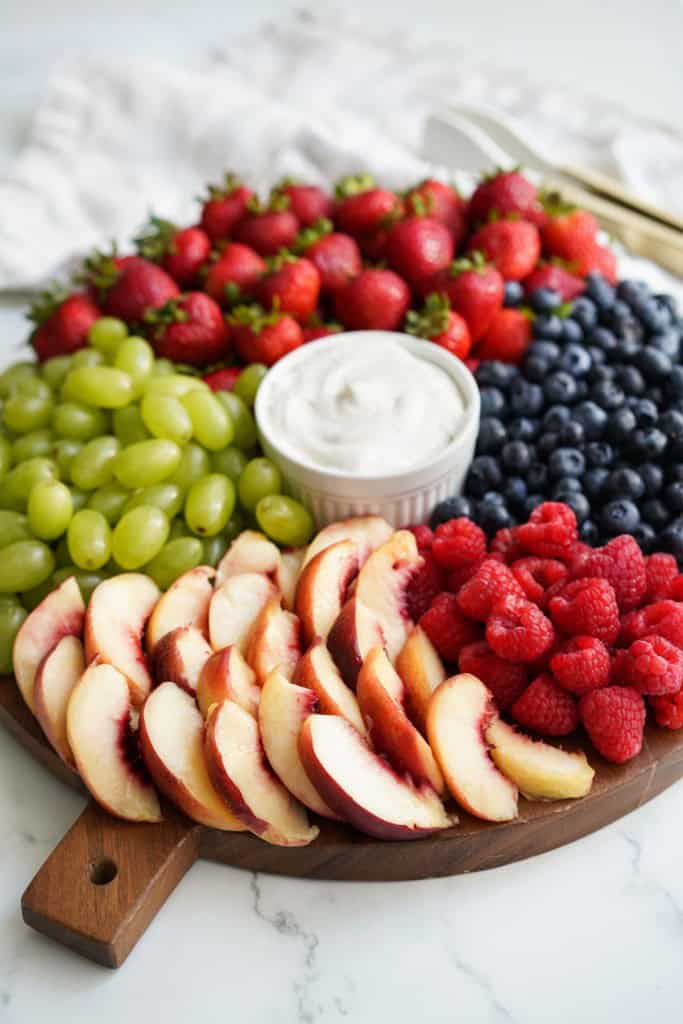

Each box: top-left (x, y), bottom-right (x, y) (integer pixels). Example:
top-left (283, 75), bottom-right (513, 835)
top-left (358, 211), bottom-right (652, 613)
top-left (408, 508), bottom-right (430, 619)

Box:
top-left (260, 335), bottom-right (466, 476)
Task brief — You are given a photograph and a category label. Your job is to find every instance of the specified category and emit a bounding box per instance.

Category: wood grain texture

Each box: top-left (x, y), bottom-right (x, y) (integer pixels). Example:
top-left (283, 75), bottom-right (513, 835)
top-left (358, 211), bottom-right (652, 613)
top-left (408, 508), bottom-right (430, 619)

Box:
top-left (3, 672), bottom-right (683, 967)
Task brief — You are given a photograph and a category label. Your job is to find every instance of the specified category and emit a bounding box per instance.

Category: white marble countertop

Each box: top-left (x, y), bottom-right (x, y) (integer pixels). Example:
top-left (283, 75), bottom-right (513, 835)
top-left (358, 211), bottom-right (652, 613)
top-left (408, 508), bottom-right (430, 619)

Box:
top-left (1, 3), bottom-right (683, 1020)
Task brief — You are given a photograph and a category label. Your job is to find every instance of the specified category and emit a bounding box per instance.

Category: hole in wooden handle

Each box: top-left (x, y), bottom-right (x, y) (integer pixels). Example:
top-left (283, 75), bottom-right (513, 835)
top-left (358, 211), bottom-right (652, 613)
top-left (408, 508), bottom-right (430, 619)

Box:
top-left (89, 858), bottom-right (118, 886)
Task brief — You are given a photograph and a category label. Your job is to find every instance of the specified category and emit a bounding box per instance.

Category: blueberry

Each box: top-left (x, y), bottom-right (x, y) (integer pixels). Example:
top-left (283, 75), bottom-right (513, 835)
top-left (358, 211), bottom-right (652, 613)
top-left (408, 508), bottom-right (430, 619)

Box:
top-left (509, 380), bottom-right (544, 416)
top-left (613, 337), bottom-right (642, 362)
top-left (632, 294), bottom-right (673, 333)
top-left (636, 347), bottom-right (672, 382)
top-left (606, 467), bottom-right (645, 501)
top-left (476, 417), bottom-right (507, 454)
top-left (585, 442), bottom-right (614, 468)
top-left (530, 287), bottom-right (562, 314)
top-left (642, 499), bottom-right (669, 529)
top-left (605, 406), bottom-right (636, 443)
top-left (583, 467), bottom-right (610, 501)
top-left (649, 328), bottom-right (680, 361)
top-left (528, 340), bottom-right (561, 364)
top-left (587, 346), bottom-right (607, 366)
top-left (585, 272), bottom-right (615, 311)
top-left (503, 281), bottom-right (524, 307)
top-left (559, 343), bottom-right (592, 377)
top-left (639, 463), bottom-right (663, 496)
top-left (633, 398), bottom-right (659, 427)
top-left (507, 417), bottom-right (539, 442)
top-left (665, 482), bottom-right (683, 513)
top-left (570, 296), bottom-right (598, 331)
top-left (589, 327), bottom-right (618, 354)
top-left (429, 495), bottom-right (474, 528)
top-left (573, 401), bottom-right (607, 440)
top-left (659, 410), bottom-right (683, 446)
top-left (618, 279), bottom-right (649, 307)
top-left (588, 364), bottom-right (616, 384)
top-left (477, 498), bottom-right (512, 535)
top-left (543, 405), bottom-right (572, 430)
top-left (503, 477), bottom-right (528, 507)
top-left (466, 456), bottom-right (503, 498)
top-left (655, 292), bottom-right (679, 319)
top-left (661, 523), bottom-right (683, 564)
top-left (632, 522), bottom-right (656, 553)
top-left (590, 379), bottom-right (625, 410)
top-left (668, 466), bottom-right (683, 484)
top-left (614, 365), bottom-right (645, 395)
top-left (544, 371), bottom-right (579, 404)
top-left (630, 427), bottom-right (667, 460)
top-left (536, 432), bottom-right (559, 458)
top-left (526, 463), bottom-right (549, 491)
top-left (501, 440), bottom-right (532, 474)
top-left (579, 519), bottom-right (600, 545)
top-left (548, 447), bottom-right (586, 478)
top-left (562, 492), bottom-right (591, 523)
top-left (482, 490), bottom-right (506, 505)
top-left (479, 387), bottom-right (507, 417)
top-left (601, 498), bottom-right (640, 534)
top-left (523, 356), bottom-right (552, 383)
top-left (645, 386), bottom-right (664, 407)
top-left (562, 318), bottom-right (584, 344)
top-left (551, 476), bottom-right (583, 496)
top-left (558, 420), bottom-right (585, 446)
top-left (667, 366), bottom-right (683, 400)
top-left (533, 314), bottom-right (564, 341)
top-left (476, 361), bottom-right (518, 389)
top-left (523, 494), bottom-right (545, 518)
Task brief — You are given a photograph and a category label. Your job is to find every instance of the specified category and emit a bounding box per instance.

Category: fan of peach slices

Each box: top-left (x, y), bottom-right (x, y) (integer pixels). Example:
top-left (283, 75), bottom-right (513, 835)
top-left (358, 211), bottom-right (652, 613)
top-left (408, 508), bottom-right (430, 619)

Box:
top-left (12, 516), bottom-right (595, 846)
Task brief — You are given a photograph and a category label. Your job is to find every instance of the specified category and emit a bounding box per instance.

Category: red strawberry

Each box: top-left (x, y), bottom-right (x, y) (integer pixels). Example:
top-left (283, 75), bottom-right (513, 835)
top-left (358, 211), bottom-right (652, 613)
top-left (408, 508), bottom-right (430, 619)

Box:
top-left (469, 169), bottom-right (546, 227)
top-left (334, 269), bottom-right (410, 332)
top-left (204, 243), bottom-right (266, 308)
top-left (230, 304), bottom-right (303, 366)
top-left (97, 256), bottom-right (180, 324)
top-left (523, 263), bottom-right (585, 301)
top-left (234, 195), bottom-right (299, 257)
top-left (405, 294), bottom-right (471, 360)
top-left (274, 179), bottom-right (333, 227)
top-left (199, 173), bottom-right (254, 243)
top-left (136, 217), bottom-right (211, 287)
top-left (468, 219), bottom-right (541, 281)
top-left (203, 367), bottom-right (241, 391)
top-left (476, 308), bottom-right (532, 363)
top-left (299, 222), bottom-right (362, 295)
top-left (144, 292), bottom-right (229, 366)
top-left (302, 320), bottom-right (343, 343)
top-left (405, 178), bottom-right (466, 246)
top-left (431, 251), bottom-right (504, 341)
top-left (333, 174), bottom-right (403, 243)
top-left (257, 253), bottom-right (321, 322)
top-left (572, 243), bottom-right (618, 284)
top-left (385, 216), bottom-right (454, 292)
top-left (541, 196), bottom-right (599, 263)
top-left (29, 288), bottom-right (101, 362)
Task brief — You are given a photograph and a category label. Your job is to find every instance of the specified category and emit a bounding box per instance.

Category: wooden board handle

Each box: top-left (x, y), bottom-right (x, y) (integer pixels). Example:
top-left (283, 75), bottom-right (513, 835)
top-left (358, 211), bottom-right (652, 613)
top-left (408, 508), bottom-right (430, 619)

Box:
top-left (22, 800), bottom-right (200, 968)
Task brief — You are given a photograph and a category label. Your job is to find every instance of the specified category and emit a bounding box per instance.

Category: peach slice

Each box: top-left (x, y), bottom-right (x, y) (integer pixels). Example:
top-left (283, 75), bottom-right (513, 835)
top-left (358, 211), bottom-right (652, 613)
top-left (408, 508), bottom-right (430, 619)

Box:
top-left (205, 699), bottom-right (319, 846)
top-left (139, 681), bottom-right (245, 831)
top-left (197, 646), bottom-right (260, 719)
top-left (258, 669), bottom-right (338, 819)
top-left (13, 575), bottom-right (85, 713)
top-left (146, 565), bottom-right (215, 653)
top-left (275, 547), bottom-right (306, 611)
top-left (294, 640), bottom-right (367, 737)
top-left (427, 674), bottom-right (519, 822)
top-left (84, 573), bottom-right (160, 705)
top-left (33, 634), bottom-right (85, 767)
top-left (208, 572), bottom-right (277, 654)
top-left (295, 540), bottom-right (358, 645)
top-left (67, 660), bottom-right (161, 822)
top-left (486, 718), bottom-right (595, 800)
top-left (301, 515), bottom-right (393, 569)
top-left (299, 714), bottom-right (453, 841)
top-left (356, 646), bottom-right (445, 795)
top-left (215, 530), bottom-right (281, 587)
top-left (152, 625), bottom-right (213, 695)
top-left (396, 626), bottom-right (446, 734)
top-left (246, 595), bottom-right (302, 687)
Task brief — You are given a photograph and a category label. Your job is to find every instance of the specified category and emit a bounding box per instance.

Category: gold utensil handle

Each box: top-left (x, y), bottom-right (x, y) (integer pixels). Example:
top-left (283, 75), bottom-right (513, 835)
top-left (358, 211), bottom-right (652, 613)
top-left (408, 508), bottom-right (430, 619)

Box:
top-left (560, 163), bottom-right (683, 234)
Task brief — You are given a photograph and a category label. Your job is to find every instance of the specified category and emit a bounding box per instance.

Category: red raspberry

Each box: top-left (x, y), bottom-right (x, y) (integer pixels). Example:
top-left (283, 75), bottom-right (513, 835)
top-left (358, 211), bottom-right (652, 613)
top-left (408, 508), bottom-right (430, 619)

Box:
top-left (432, 517), bottom-right (487, 570)
top-left (577, 536), bottom-right (646, 612)
top-left (549, 636), bottom-right (610, 695)
top-left (610, 648), bottom-right (631, 685)
top-left (489, 526), bottom-right (525, 564)
top-left (579, 687), bottom-right (645, 763)
top-left (511, 673), bottom-right (579, 736)
top-left (622, 636), bottom-right (683, 695)
top-left (407, 524), bottom-right (434, 551)
top-left (511, 557), bottom-right (568, 608)
top-left (446, 558), bottom-right (485, 594)
top-left (419, 592), bottom-right (482, 663)
top-left (517, 502), bottom-right (578, 558)
top-left (458, 641), bottom-right (528, 710)
top-left (650, 688), bottom-right (683, 729)
top-left (486, 593), bottom-right (555, 663)
top-left (666, 575), bottom-right (683, 601)
top-left (619, 600), bottom-right (683, 649)
top-left (456, 558), bottom-right (525, 621)
top-left (548, 578), bottom-right (620, 645)
top-left (566, 543), bottom-right (593, 578)
top-left (645, 553), bottom-right (679, 602)
top-left (406, 555), bottom-right (447, 621)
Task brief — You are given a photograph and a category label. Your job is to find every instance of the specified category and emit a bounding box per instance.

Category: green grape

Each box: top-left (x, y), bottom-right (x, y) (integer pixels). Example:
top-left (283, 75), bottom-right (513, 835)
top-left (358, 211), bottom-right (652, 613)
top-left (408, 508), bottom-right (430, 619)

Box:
top-left (17, 377), bottom-right (52, 399)
top-left (182, 390), bottom-right (233, 451)
top-left (0, 362), bottom-right (39, 398)
top-left (149, 358), bottom-right (176, 377)
top-left (63, 367), bottom-right (134, 408)
top-left (112, 405), bottom-right (150, 446)
top-left (201, 534), bottom-right (228, 567)
top-left (0, 540), bottom-right (55, 592)
top-left (12, 429), bottom-right (53, 462)
top-left (0, 510), bottom-right (31, 548)
top-left (54, 439), bottom-right (82, 480)
top-left (237, 457), bottom-right (282, 512)
top-left (144, 374), bottom-right (208, 398)
top-left (141, 393), bottom-right (193, 445)
top-left (215, 391), bottom-right (258, 450)
top-left (41, 355), bottom-right (72, 390)
top-left (0, 598), bottom-right (27, 672)
top-left (54, 534), bottom-right (72, 567)
top-left (87, 482), bottom-right (130, 524)
top-left (52, 402), bottom-right (108, 441)
top-left (123, 483), bottom-right (183, 520)
top-left (0, 436), bottom-right (12, 477)
top-left (28, 479), bottom-right (73, 540)
top-left (88, 316), bottom-right (128, 354)
top-left (255, 495), bottom-right (314, 547)
top-left (224, 509), bottom-right (247, 544)
top-left (114, 336), bottom-right (154, 396)
top-left (168, 517), bottom-right (192, 541)
top-left (211, 446), bottom-right (247, 482)
top-left (69, 488), bottom-right (88, 512)
top-left (113, 439), bottom-right (182, 488)
top-left (67, 509), bottom-right (111, 570)
top-left (144, 537), bottom-right (204, 589)
top-left (52, 567), bottom-right (108, 602)
top-left (112, 505), bottom-right (169, 569)
top-left (185, 474), bottom-right (235, 536)
top-left (5, 457), bottom-right (58, 506)
top-left (21, 578), bottom-right (56, 611)
top-left (70, 435), bottom-right (121, 491)
top-left (169, 443), bottom-right (211, 492)
top-left (233, 363), bottom-right (267, 407)
top-left (70, 348), bottom-right (106, 370)
top-left (3, 392), bottom-right (53, 434)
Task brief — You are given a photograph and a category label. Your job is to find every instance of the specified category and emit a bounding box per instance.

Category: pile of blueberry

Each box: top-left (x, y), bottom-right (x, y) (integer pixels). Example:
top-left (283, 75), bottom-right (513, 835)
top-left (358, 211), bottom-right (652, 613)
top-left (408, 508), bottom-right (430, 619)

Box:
top-left (437, 272), bottom-right (683, 559)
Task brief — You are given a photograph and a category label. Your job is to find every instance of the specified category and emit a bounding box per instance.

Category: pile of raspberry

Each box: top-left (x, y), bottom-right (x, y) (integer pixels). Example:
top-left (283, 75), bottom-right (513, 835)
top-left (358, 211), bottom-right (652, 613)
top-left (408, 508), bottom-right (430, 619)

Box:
top-left (409, 502), bottom-right (683, 765)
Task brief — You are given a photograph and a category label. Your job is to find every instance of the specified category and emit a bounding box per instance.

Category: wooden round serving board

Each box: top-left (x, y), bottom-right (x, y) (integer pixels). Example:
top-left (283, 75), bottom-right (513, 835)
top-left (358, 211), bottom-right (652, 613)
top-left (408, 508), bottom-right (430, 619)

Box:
top-left (3, 673), bottom-right (683, 969)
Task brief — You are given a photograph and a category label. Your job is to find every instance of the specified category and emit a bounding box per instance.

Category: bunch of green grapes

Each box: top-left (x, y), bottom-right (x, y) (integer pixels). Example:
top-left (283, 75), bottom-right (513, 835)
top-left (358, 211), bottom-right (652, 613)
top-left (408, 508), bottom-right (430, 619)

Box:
top-left (0, 317), bottom-right (314, 670)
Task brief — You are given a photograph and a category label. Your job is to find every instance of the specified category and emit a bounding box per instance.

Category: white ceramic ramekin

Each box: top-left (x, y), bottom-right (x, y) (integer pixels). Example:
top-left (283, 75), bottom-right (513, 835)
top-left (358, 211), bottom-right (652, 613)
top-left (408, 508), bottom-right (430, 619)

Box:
top-left (254, 331), bottom-right (480, 528)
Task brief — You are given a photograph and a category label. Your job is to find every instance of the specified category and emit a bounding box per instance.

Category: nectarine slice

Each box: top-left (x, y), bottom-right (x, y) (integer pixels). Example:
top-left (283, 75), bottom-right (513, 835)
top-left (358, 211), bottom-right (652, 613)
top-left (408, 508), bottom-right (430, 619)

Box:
top-left (146, 565), bottom-right (214, 653)
top-left (208, 572), bottom-right (277, 654)
top-left (486, 718), bottom-right (594, 800)
top-left (33, 634), bottom-right (85, 767)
